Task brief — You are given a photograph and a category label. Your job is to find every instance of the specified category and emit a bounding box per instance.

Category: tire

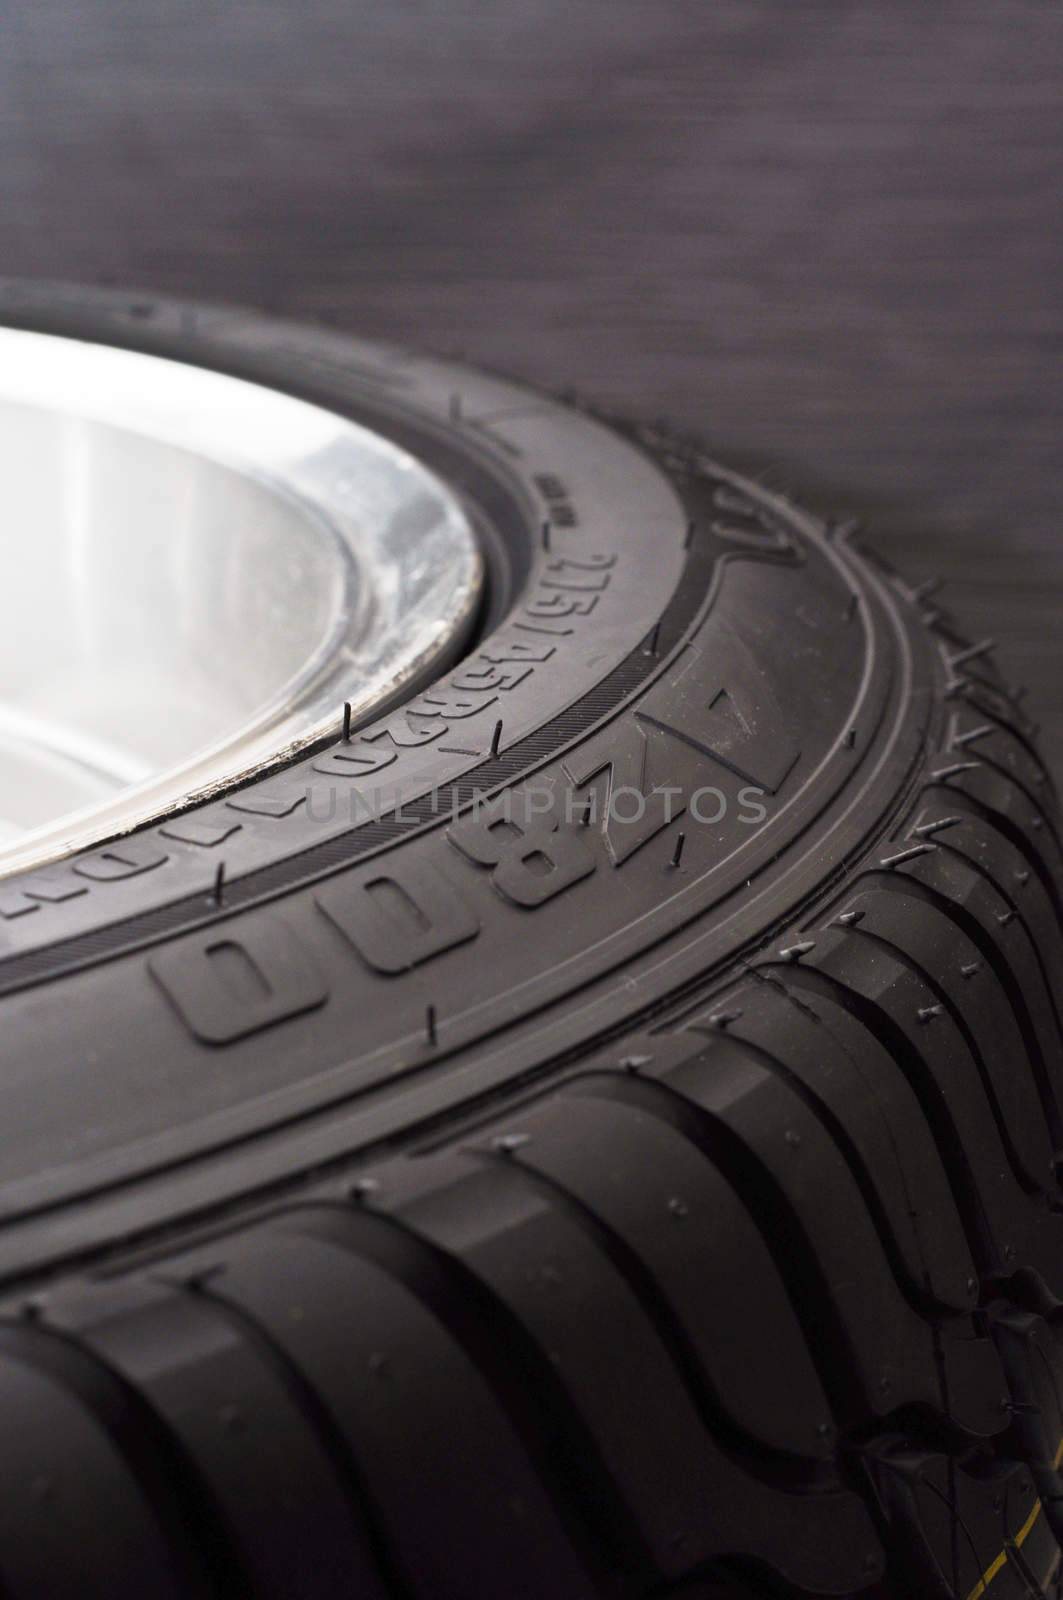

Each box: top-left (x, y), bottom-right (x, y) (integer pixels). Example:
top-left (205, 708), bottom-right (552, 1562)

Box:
top-left (0, 281), bottom-right (1061, 1600)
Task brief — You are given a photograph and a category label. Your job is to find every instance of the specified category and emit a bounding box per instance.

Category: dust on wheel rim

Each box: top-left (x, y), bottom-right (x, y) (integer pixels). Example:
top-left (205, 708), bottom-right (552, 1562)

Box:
top-left (0, 327), bottom-right (483, 880)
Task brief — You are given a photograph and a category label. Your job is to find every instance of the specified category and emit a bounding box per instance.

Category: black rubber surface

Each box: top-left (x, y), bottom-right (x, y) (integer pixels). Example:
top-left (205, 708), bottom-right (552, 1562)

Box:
top-left (1, 291), bottom-right (1062, 1599)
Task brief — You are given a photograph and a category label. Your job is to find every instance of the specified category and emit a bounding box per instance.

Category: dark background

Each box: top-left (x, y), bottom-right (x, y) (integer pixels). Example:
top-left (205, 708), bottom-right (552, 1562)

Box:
top-left (2, 1), bottom-right (1060, 775)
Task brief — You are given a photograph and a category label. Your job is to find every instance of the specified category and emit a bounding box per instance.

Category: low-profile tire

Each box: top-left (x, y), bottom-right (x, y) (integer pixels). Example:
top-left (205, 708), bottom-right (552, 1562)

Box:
top-left (0, 282), bottom-right (1061, 1600)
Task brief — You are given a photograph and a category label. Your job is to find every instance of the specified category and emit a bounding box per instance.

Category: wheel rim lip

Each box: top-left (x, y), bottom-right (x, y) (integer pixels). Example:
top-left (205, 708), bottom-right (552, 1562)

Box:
top-left (0, 327), bottom-right (483, 879)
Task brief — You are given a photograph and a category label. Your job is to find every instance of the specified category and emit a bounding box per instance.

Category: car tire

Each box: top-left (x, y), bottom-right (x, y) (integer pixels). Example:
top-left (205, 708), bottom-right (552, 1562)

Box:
top-left (0, 282), bottom-right (1060, 1600)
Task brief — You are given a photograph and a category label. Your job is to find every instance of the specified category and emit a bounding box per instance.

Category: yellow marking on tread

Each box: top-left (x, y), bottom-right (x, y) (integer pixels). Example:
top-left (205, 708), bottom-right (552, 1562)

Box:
top-left (964, 1435), bottom-right (1063, 1600)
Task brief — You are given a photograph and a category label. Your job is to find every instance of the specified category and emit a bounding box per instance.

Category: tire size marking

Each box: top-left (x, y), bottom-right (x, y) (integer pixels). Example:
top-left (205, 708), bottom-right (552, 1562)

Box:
top-left (149, 922), bottom-right (327, 1044)
top-left (317, 863), bottom-right (480, 975)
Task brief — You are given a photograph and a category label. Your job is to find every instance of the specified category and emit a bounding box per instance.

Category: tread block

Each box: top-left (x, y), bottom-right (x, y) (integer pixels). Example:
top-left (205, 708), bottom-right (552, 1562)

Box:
top-left (510, 1085), bottom-right (837, 1461)
top-left (39, 1278), bottom-right (388, 1600)
top-left (783, 937), bottom-right (1063, 1288)
top-left (0, 1328), bottom-right (201, 1600)
top-left (939, 809), bottom-right (1063, 1059)
top-left (649, 1041), bottom-right (958, 1423)
top-left (690, 976), bottom-right (977, 1312)
top-left (190, 1221), bottom-right (603, 1600)
top-left (384, 1146), bottom-right (885, 1593)
top-left (904, 841), bottom-right (1063, 1154)
top-left (933, 765), bottom-right (1063, 895)
top-left (830, 884), bottom-right (1055, 1197)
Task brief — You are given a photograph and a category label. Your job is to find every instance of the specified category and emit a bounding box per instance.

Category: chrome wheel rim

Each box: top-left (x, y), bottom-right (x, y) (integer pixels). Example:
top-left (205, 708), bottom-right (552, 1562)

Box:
top-left (0, 327), bottom-right (482, 877)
